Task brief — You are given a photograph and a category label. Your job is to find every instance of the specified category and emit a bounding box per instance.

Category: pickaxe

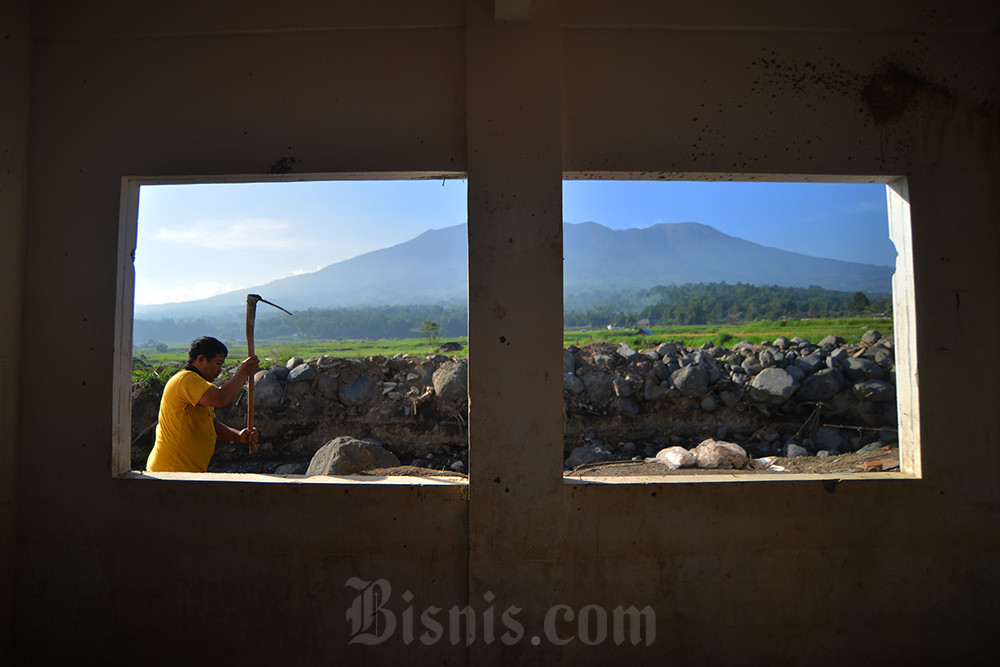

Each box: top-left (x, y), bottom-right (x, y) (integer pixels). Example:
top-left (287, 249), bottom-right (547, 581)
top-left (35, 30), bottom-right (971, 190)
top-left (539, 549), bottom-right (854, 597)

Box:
top-left (246, 294), bottom-right (293, 452)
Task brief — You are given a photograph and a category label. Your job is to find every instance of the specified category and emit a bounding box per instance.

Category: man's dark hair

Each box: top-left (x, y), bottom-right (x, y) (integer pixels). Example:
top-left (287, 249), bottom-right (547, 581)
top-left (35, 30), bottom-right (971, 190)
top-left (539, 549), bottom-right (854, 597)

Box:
top-left (187, 336), bottom-right (228, 364)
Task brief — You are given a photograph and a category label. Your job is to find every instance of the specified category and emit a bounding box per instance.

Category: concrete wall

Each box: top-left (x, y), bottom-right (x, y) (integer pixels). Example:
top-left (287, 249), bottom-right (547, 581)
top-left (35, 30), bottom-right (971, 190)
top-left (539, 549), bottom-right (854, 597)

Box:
top-left (8, 0), bottom-right (999, 664)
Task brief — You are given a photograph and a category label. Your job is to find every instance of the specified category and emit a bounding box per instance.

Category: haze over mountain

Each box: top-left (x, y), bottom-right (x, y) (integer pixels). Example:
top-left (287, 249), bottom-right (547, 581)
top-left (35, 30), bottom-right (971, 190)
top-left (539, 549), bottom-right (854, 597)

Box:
top-left (134, 222), bottom-right (894, 320)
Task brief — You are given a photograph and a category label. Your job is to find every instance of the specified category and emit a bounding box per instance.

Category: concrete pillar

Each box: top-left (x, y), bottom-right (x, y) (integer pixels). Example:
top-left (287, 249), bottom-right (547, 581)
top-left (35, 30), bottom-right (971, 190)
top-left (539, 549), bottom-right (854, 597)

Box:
top-left (467, 0), bottom-right (565, 661)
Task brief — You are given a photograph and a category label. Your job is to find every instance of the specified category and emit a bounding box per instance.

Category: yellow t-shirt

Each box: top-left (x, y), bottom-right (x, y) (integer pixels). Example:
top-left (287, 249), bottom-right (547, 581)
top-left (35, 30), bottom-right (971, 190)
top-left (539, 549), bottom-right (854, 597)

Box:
top-left (146, 370), bottom-right (217, 472)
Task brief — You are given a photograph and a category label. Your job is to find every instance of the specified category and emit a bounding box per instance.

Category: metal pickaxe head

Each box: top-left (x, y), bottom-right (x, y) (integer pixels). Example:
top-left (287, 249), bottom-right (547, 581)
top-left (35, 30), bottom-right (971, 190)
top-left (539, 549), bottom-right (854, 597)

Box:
top-left (246, 294), bottom-right (294, 319)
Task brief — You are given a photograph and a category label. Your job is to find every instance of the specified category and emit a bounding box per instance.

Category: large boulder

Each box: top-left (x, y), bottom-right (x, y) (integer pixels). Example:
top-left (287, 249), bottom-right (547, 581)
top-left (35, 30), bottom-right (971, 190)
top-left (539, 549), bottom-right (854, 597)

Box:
top-left (432, 361), bottom-right (468, 412)
top-left (842, 357), bottom-right (885, 381)
top-left (563, 373), bottom-right (585, 395)
top-left (565, 441), bottom-right (614, 468)
top-left (252, 370), bottom-right (283, 407)
top-left (339, 376), bottom-right (376, 407)
top-left (671, 364), bottom-right (710, 396)
top-left (306, 436), bottom-right (400, 475)
top-left (692, 439), bottom-right (748, 469)
top-left (852, 380), bottom-right (896, 402)
top-left (287, 363), bottom-right (317, 383)
top-left (647, 446), bottom-right (697, 470)
top-left (798, 368), bottom-right (844, 402)
top-left (748, 367), bottom-right (798, 404)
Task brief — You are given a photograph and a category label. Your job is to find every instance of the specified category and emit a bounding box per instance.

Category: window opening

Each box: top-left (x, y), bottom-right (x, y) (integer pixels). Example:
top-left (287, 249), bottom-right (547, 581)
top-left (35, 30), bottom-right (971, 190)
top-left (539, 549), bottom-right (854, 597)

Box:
top-left (560, 177), bottom-right (918, 480)
top-left (115, 175), bottom-right (470, 479)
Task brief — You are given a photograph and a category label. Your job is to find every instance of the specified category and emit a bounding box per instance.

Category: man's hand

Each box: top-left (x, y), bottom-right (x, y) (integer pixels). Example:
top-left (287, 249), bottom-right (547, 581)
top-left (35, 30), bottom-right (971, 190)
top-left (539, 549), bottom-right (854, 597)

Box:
top-left (239, 426), bottom-right (260, 454)
top-left (239, 355), bottom-right (260, 377)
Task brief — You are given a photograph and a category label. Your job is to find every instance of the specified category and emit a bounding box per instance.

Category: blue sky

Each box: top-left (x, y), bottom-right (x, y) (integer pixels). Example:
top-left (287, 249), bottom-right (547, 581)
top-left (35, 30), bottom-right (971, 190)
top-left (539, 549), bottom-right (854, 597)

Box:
top-left (135, 179), bottom-right (894, 305)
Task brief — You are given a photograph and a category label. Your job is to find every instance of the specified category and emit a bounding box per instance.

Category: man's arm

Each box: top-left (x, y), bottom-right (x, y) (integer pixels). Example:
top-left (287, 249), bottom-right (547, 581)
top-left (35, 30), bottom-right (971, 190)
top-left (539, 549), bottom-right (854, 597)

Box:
top-left (198, 356), bottom-right (259, 408)
top-left (214, 419), bottom-right (259, 453)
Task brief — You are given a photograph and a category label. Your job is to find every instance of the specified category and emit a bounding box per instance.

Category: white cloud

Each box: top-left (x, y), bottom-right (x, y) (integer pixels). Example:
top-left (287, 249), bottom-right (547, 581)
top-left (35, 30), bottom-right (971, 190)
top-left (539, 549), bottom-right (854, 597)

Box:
top-left (292, 266), bottom-right (324, 276)
top-left (153, 218), bottom-right (301, 250)
top-left (139, 280), bottom-right (236, 305)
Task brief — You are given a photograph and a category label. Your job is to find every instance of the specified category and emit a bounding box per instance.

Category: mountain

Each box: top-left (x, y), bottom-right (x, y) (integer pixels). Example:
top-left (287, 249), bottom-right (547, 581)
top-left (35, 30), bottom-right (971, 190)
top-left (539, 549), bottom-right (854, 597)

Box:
top-left (134, 222), bottom-right (893, 319)
top-left (563, 221), bottom-right (893, 295)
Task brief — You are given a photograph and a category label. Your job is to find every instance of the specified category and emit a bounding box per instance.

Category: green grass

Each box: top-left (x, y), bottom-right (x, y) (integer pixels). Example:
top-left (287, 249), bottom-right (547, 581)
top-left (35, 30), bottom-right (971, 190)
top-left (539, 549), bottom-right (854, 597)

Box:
top-left (134, 336), bottom-right (470, 368)
top-left (133, 317), bottom-right (891, 367)
top-left (563, 317), bottom-right (893, 350)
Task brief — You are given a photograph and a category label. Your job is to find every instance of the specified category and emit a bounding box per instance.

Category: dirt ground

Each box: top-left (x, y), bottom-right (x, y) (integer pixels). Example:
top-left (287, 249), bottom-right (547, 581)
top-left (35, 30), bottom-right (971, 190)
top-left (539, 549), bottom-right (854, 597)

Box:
top-left (362, 445), bottom-right (900, 479)
top-left (566, 445), bottom-right (900, 478)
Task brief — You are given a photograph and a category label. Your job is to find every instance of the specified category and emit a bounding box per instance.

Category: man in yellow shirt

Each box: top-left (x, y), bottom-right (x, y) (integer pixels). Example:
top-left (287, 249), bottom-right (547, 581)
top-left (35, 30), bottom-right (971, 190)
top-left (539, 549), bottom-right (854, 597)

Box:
top-left (146, 336), bottom-right (260, 472)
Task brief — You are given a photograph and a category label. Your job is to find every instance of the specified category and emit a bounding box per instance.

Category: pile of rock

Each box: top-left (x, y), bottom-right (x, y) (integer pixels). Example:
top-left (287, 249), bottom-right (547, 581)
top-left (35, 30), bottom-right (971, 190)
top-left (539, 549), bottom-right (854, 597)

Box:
top-left (562, 330), bottom-right (898, 466)
top-left (131, 330), bottom-right (899, 474)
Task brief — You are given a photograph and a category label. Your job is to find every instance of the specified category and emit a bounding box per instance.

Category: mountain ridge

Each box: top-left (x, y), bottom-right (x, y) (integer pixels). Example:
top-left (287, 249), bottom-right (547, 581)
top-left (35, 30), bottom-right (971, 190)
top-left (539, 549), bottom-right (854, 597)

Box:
top-left (135, 221), bottom-right (893, 320)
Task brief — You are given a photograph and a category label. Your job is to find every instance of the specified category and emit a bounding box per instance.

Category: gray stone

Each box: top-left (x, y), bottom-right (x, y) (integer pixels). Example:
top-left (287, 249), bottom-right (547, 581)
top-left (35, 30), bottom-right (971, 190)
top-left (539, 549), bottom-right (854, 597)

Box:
top-left (700, 395), bottom-right (717, 412)
top-left (692, 439), bottom-right (748, 470)
top-left (741, 356), bottom-right (762, 376)
top-left (283, 382), bottom-right (311, 402)
top-left (339, 376), bottom-right (376, 407)
top-left (861, 330), bottom-right (883, 346)
top-left (773, 336), bottom-right (791, 350)
top-left (656, 342), bottom-right (678, 357)
top-left (671, 364), bottom-right (710, 396)
top-left (869, 345), bottom-right (894, 369)
top-left (785, 443), bottom-right (809, 458)
top-left (306, 436), bottom-right (400, 476)
top-left (274, 462), bottom-right (306, 475)
top-left (818, 334), bottom-right (845, 348)
top-left (852, 380), bottom-right (896, 402)
top-left (563, 372), bottom-right (585, 395)
top-left (798, 368), bottom-right (845, 402)
top-left (286, 357), bottom-right (304, 369)
top-left (829, 348), bottom-right (849, 364)
top-left (432, 361), bottom-right (468, 408)
top-left (618, 343), bottom-right (639, 361)
top-left (785, 364), bottom-right (806, 381)
top-left (691, 350), bottom-right (722, 382)
top-left (252, 370), bottom-right (283, 407)
top-left (313, 373), bottom-right (340, 399)
top-left (287, 363), bottom-right (317, 383)
top-left (564, 348), bottom-right (577, 374)
top-left (793, 353), bottom-right (824, 375)
top-left (759, 349), bottom-right (776, 368)
top-left (748, 367), bottom-right (798, 405)
top-left (612, 377), bottom-right (632, 398)
top-left (269, 365), bottom-right (290, 381)
top-left (580, 372), bottom-right (615, 407)
top-left (842, 357), bottom-right (885, 381)
top-left (565, 442), bottom-right (614, 468)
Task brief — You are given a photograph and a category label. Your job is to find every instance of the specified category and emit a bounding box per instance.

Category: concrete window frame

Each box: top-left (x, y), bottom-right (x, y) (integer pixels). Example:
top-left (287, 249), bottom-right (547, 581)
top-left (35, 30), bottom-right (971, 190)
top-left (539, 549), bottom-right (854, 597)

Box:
top-left (112, 172), bottom-right (470, 485)
top-left (560, 173), bottom-right (920, 484)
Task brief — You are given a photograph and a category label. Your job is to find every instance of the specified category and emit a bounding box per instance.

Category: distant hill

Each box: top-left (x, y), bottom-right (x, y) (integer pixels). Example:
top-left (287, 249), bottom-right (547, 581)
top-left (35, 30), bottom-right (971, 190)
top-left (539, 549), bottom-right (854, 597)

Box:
top-left (134, 222), bottom-right (893, 320)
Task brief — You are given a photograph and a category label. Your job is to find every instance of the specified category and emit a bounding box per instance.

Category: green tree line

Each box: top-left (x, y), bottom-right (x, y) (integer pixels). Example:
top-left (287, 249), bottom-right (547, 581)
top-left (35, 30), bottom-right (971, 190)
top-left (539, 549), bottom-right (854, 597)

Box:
top-left (563, 282), bottom-right (890, 328)
top-left (134, 304), bottom-right (469, 345)
top-left (135, 283), bottom-right (890, 345)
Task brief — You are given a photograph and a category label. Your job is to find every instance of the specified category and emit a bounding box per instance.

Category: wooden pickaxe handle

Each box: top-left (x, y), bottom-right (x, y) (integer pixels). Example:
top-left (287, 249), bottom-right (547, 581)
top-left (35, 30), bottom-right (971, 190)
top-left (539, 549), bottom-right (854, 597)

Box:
top-left (246, 296), bottom-right (257, 432)
top-left (245, 294), bottom-right (293, 453)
